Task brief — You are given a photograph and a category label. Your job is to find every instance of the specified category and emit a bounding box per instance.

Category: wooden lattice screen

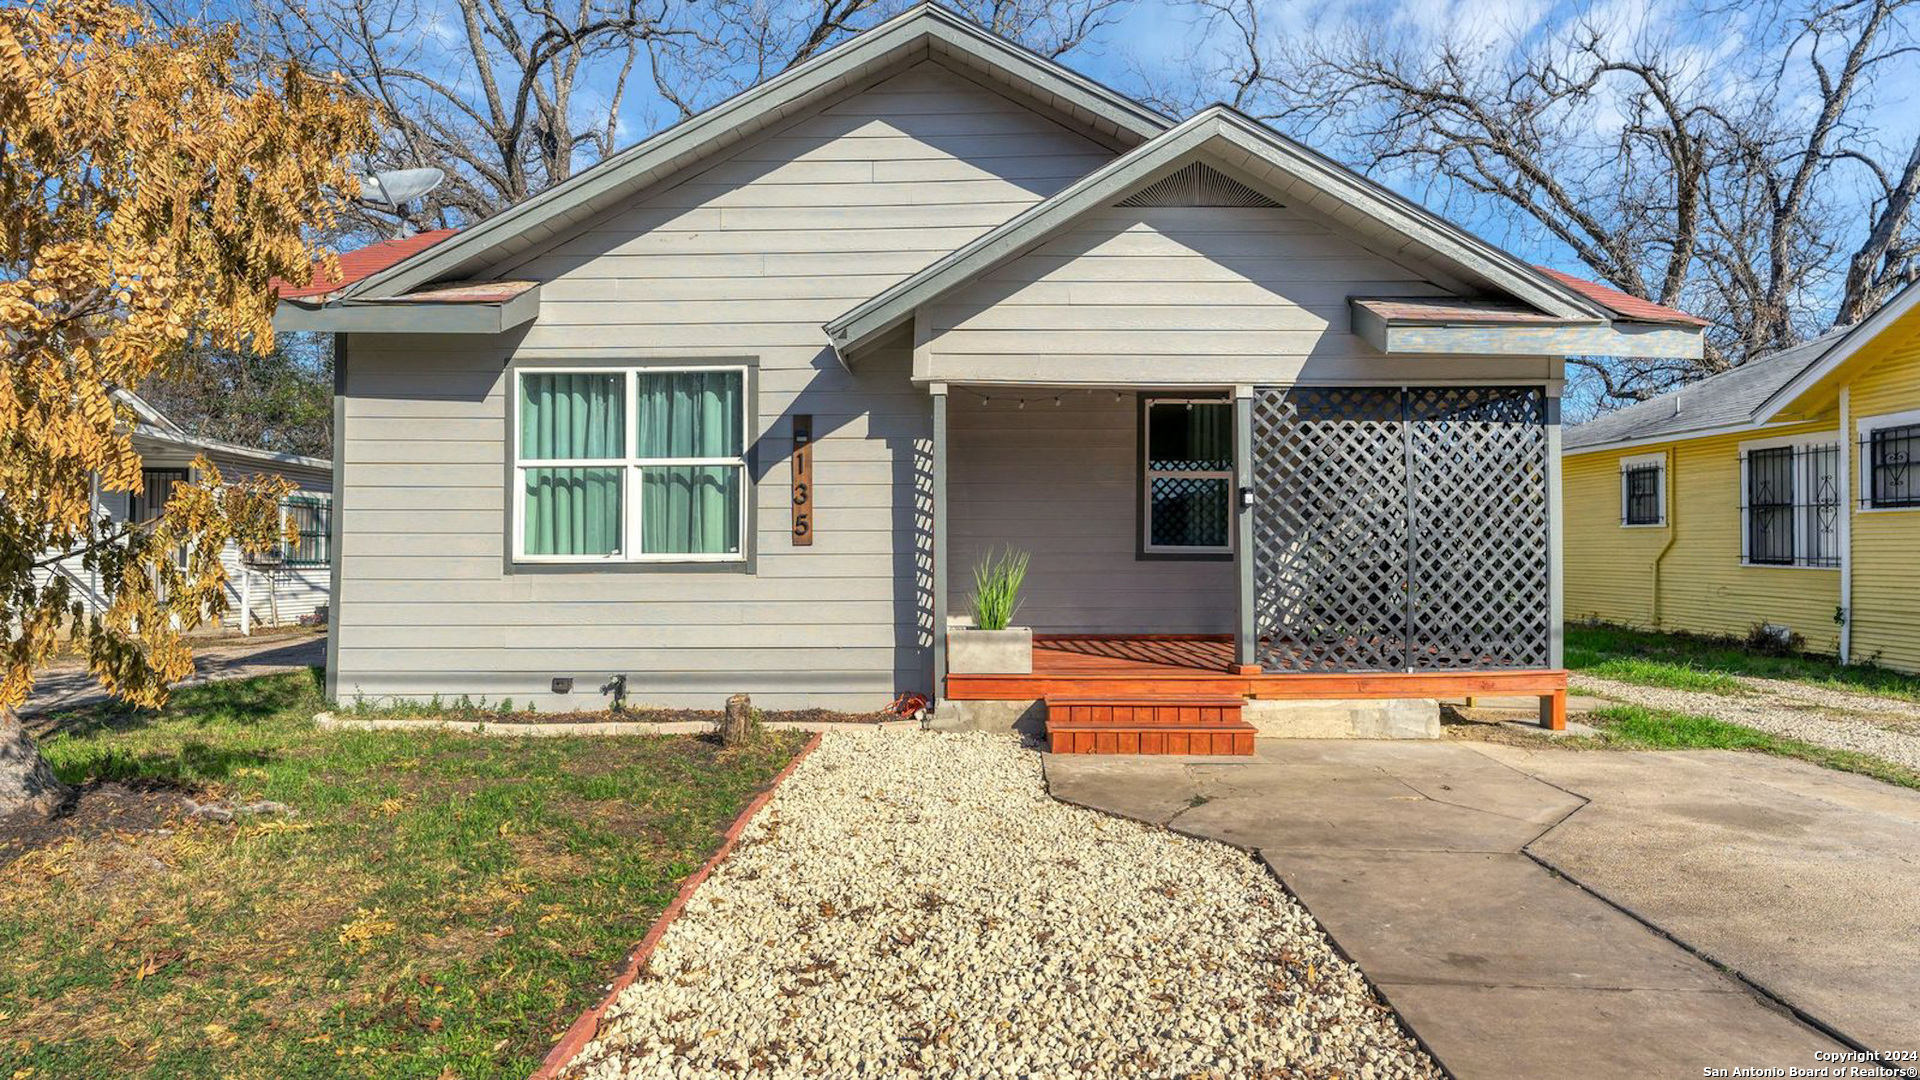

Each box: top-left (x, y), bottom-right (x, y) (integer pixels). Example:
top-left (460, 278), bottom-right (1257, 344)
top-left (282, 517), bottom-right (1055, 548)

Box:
top-left (1250, 386), bottom-right (1550, 672)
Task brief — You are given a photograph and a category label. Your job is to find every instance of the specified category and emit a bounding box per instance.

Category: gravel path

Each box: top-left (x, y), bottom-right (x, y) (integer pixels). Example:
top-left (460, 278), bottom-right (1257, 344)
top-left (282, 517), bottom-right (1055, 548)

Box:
top-left (568, 731), bottom-right (1439, 1079)
top-left (1570, 673), bottom-right (1920, 771)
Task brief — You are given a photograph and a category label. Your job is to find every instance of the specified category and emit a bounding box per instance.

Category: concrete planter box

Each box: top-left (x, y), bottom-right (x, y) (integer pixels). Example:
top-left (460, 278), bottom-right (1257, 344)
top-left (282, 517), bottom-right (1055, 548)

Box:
top-left (947, 627), bottom-right (1033, 675)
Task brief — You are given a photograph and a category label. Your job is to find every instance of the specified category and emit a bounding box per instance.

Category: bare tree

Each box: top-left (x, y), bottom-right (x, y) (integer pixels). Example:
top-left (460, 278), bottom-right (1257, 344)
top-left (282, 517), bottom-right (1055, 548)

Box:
top-left (221, 0), bottom-right (1137, 228)
top-left (1151, 0), bottom-right (1920, 407)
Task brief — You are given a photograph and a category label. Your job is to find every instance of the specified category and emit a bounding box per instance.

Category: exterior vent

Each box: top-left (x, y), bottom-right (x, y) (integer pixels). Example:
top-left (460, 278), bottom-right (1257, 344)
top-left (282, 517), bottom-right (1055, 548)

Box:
top-left (1116, 163), bottom-right (1279, 208)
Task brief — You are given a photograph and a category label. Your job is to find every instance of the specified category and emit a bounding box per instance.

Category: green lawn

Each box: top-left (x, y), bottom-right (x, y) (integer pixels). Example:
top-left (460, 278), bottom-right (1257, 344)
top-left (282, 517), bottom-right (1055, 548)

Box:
top-left (1565, 622), bottom-right (1920, 701)
top-left (1574, 704), bottom-right (1920, 792)
top-left (0, 670), bottom-right (806, 1078)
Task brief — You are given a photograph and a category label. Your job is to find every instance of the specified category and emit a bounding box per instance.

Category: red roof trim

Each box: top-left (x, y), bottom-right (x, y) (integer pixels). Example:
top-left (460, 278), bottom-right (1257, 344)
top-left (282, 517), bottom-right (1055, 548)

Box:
top-left (1533, 265), bottom-right (1708, 327)
top-left (274, 229), bottom-right (461, 300)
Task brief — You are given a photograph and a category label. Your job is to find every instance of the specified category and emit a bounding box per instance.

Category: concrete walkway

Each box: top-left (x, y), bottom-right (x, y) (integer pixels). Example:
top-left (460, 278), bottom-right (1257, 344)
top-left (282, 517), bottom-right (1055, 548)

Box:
top-left (1046, 742), bottom-right (1865, 1078)
top-left (22, 631), bottom-right (325, 720)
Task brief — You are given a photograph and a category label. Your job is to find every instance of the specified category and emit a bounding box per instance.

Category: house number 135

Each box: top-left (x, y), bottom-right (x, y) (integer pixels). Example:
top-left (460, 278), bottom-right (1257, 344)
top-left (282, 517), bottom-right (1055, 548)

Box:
top-left (792, 414), bottom-right (813, 546)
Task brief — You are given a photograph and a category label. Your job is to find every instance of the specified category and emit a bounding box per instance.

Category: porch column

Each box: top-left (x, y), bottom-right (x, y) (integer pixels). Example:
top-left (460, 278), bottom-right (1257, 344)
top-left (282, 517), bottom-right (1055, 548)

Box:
top-left (1233, 387), bottom-right (1258, 672)
top-left (930, 384), bottom-right (950, 705)
top-left (1545, 393), bottom-right (1564, 670)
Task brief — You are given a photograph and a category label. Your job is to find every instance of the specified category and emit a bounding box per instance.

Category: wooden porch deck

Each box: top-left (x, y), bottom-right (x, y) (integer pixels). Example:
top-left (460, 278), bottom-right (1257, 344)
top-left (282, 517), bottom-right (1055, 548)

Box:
top-left (945, 634), bottom-right (1568, 728)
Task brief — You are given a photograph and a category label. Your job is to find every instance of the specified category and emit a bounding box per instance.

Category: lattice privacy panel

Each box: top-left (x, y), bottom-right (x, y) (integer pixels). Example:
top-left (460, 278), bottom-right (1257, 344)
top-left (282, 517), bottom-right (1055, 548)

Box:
top-left (1251, 387), bottom-right (1550, 672)
top-left (1116, 163), bottom-right (1280, 208)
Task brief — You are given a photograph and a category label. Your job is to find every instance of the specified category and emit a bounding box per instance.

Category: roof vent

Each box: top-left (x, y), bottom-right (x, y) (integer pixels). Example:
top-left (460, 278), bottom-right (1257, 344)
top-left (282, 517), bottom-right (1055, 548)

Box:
top-left (1116, 163), bottom-right (1279, 208)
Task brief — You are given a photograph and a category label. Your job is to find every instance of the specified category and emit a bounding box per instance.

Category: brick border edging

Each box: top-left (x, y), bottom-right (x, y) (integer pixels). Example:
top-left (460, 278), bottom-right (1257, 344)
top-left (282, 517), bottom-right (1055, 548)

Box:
top-left (529, 731), bottom-right (825, 1080)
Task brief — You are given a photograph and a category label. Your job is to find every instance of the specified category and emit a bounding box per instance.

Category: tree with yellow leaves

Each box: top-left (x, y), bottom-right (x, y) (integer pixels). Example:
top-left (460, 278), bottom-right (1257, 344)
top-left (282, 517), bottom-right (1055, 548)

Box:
top-left (0, 0), bottom-right (373, 816)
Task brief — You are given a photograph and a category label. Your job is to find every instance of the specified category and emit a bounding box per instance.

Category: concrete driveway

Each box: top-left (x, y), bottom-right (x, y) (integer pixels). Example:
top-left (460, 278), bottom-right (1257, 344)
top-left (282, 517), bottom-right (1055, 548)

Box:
top-left (1046, 741), bottom-right (1919, 1078)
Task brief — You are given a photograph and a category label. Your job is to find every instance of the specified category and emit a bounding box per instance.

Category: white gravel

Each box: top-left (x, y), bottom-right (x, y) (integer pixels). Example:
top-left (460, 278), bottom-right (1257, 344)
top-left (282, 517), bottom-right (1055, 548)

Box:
top-left (567, 731), bottom-right (1439, 1079)
top-left (1571, 673), bottom-right (1920, 771)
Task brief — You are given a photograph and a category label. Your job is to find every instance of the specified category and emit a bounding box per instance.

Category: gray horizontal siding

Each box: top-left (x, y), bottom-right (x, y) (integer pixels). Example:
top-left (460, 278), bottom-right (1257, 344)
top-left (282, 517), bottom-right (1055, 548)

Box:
top-left (335, 60), bottom-right (1109, 709)
top-left (948, 390), bottom-right (1234, 634)
top-left (921, 204), bottom-right (1558, 386)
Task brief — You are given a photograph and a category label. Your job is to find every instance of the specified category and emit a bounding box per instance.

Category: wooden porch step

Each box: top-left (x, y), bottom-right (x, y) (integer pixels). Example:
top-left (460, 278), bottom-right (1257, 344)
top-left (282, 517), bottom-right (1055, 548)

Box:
top-left (1043, 695), bottom-right (1254, 755)
top-left (1044, 695), bottom-right (1246, 727)
top-left (1045, 722), bottom-right (1255, 756)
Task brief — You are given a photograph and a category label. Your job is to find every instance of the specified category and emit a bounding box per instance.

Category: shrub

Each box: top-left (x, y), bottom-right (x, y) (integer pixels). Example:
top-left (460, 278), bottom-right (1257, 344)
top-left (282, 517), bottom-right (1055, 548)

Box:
top-left (1745, 621), bottom-right (1806, 656)
top-left (968, 547), bottom-right (1030, 631)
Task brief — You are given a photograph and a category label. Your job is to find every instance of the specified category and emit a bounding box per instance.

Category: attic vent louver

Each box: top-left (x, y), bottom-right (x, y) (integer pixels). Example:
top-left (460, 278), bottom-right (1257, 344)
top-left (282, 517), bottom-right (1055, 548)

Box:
top-left (1116, 163), bottom-right (1279, 208)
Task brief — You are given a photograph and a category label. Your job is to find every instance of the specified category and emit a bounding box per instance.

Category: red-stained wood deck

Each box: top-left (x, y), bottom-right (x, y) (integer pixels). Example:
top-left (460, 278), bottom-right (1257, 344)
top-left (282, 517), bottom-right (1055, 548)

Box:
top-left (947, 634), bottom-right (1569, 730)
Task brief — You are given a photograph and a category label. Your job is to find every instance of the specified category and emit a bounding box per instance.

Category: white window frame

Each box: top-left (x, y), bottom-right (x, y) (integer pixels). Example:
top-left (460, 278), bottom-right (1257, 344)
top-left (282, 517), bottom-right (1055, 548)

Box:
top-left (1142, 396), bottom-right (1234, 556)
top-left (1856, 406), bottom-right (1920, 514)
top-left (1619, 451), bottom-right (1667, 527)
top-left (512, 365), bottom-right (750, 564)
top-left (1737, 432), bottom-right (1841, 570)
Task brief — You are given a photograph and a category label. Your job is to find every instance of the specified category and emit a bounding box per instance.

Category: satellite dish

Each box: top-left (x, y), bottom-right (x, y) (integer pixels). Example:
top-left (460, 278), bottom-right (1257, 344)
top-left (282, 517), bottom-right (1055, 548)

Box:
top-left (358, 167), bottom-right (445, 212)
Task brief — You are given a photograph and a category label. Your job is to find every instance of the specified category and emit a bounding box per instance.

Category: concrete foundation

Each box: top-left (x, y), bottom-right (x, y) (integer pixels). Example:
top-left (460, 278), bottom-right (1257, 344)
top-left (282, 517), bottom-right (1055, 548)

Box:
top-left (1244, 698), bottom-right (1440, 739)
top-left (929, 698), bottom-right (1045, 734)
top-left (936, 697), bottom-right (1440, 740)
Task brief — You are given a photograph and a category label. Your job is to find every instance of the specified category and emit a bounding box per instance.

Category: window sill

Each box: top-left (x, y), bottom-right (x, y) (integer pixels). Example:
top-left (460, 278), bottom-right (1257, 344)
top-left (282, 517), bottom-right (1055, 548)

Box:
top-left (510, 557), bottom-right (752, 574)
top-left (1620, 522), bottom-right (1667, 529)
top-left (1137, 550), bottom-right (1233, 562)
top-left (1857, 503), bottom-right (1920, 514)
top-left (1739, 561), bottom-right (1839, 571)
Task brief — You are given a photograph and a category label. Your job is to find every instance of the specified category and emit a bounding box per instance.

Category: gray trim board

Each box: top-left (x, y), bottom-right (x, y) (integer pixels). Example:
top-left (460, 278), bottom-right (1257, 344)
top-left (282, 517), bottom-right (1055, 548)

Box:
top-left (931, 386), bottom-right (949, 705)
top-left (1233, 389), bottom-right (1255, 667)
top-left (333, 4), bottom-right (1168, 303)
top-left (826, 107), bottom-right (1612, 357)
top-left (325, 332), bottom-right (346, 703)
top-left (1351, 301), bottom-right (1700, 360)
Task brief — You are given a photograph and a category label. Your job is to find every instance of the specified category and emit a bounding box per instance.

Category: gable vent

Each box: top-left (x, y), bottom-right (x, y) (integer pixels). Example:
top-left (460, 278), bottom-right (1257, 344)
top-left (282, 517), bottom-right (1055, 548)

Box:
top-left (1116, 163), bottom-right (1280, 208)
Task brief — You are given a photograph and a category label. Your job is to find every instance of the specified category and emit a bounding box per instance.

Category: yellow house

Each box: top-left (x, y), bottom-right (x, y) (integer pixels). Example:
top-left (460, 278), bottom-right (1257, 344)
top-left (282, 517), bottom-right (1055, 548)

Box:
top-left (1564, 279), bottom-right (1920, 672)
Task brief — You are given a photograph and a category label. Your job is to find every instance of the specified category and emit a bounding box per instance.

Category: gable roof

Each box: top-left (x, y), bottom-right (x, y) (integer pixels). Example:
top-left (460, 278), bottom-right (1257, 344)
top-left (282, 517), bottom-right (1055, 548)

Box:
top-left (823, 106), bottom-right (1616, 356)
top-left (1563, 329), bottom-right (1847, 451)
top-left (275, 229), bottom-right (459, 300)
top-left (320, 4), bottom-right (1169, 306)
top-left (114, 389), bottom-right (331, 472)
top-left (1532, 266), bottom-right (1708, 327)
top-left (1755, 277), bottom-right (1920, 422)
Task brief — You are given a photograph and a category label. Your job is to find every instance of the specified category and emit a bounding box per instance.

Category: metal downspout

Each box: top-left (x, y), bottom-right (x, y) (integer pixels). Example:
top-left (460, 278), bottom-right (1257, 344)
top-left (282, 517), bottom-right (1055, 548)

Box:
top-left (1650, 447), bottom-right (1678, 627)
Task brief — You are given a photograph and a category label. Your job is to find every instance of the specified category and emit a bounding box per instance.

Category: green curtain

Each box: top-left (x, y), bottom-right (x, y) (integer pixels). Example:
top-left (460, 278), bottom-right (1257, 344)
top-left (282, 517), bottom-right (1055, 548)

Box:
top-left (521, 373), bottom-right (624, 556)
top-left (642, 466), bottom-right (741, 554)
top-left (638, 372), bottom-right (742, 555)
top-left (636, 371), bottom-right (741, 457)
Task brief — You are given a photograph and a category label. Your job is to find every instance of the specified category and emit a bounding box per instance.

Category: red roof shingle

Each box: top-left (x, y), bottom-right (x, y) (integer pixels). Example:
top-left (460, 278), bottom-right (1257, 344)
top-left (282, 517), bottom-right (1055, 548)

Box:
top-left (274, 228), bottom-right (459, 300)
top-left (1533, 265), bottom-right (1708, 327)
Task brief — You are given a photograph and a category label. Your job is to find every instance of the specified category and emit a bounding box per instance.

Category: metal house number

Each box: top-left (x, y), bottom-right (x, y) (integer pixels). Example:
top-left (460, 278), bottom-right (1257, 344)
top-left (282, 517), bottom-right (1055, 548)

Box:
top-left (792, 414), bottom-right (813, 546)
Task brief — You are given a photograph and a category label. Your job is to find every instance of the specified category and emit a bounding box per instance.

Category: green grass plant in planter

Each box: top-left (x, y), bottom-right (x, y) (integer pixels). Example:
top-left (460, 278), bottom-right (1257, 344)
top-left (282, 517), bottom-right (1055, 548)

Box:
top-left (950, 548), bottom-right (1034, 676)
top-left (969, 547), bottom-right (1030, 630)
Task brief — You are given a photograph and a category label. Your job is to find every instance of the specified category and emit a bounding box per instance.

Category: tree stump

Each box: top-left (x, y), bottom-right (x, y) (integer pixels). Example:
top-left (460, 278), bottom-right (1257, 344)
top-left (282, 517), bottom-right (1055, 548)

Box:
top-left (722, 693), bottom-right (754, 747)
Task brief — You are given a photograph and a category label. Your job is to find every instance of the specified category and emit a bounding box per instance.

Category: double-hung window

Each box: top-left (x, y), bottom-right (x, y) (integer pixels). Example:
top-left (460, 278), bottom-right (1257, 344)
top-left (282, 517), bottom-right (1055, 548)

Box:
top-left (515, 367), bottom-right (747, 563)
top-left (1142, 397), bottom-right (1233, 555)
top-left (1859, 410), bottom-right (1919, 510)
top-left (1619, 453), bottom-right (1665, 526)
top-left (1739, 436), bottom-right (1840, 568)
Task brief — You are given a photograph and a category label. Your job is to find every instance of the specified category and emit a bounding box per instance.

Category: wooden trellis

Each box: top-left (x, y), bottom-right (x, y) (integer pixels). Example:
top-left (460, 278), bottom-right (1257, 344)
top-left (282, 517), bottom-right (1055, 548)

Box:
top-left (1251, 386), bottom-right (1550, 673)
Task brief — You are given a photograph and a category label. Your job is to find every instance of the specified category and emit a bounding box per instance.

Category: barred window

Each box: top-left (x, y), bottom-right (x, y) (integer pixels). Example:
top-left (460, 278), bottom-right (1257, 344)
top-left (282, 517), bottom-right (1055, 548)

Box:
top-left (1867, 423), bottom-right (1918, 509)
top-left (282, 495), bottom-right (331, 566)
top-left (1740, 440), bottom-right (1840, 568)
top-left (1622, 463), bottom-right (1663, 525)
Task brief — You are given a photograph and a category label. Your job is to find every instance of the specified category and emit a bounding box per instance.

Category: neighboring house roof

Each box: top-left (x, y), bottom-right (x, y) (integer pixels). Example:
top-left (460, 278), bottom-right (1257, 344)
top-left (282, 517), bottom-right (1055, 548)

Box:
top-left (1563, 329), bottom-right (1849, 452)
top-left (1531, 266), bottom-right (1709, 327)
top-left (1755, 276), bottom-right (1920, 423)
top-left (825, 105), bottom-right (1629, 356)
top-left (275, 229), bottom-right (459, 300)
top-left (301, 3), bottom-right (1169, 310)
top-left (117, 388), bottom-right (331, 473)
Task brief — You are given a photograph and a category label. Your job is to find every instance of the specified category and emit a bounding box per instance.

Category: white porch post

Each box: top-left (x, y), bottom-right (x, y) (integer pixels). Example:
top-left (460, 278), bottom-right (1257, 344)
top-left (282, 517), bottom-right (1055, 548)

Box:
top-left (240, 564), bottom-right (253, 636)
top-left (1839, 386), bottom-right (1853, 664)
top-left (930, 384), bottom-right (950, 705)
top-left (1233, 387), bottom-right (1257, 671)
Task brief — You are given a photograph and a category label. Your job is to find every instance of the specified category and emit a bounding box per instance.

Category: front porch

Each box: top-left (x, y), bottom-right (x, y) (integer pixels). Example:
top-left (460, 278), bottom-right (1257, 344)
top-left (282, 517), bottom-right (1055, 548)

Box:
top-left (927, 382), bottom-right (1569, 746)
top-left (945, 634), bottom-right (1568, 729)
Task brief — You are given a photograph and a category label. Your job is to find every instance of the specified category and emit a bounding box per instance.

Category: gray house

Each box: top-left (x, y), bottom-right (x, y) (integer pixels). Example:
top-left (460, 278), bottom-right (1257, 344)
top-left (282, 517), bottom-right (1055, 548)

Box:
top-left (276, 5), bottom-right (1704, 736)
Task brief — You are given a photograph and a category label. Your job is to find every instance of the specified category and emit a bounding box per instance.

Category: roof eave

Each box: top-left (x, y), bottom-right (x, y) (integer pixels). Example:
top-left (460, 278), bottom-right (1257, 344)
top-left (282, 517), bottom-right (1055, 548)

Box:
top-left (1752, 278), bottom-right (1920, 423)
top-left (272, 284), bottom-right (541, 335)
